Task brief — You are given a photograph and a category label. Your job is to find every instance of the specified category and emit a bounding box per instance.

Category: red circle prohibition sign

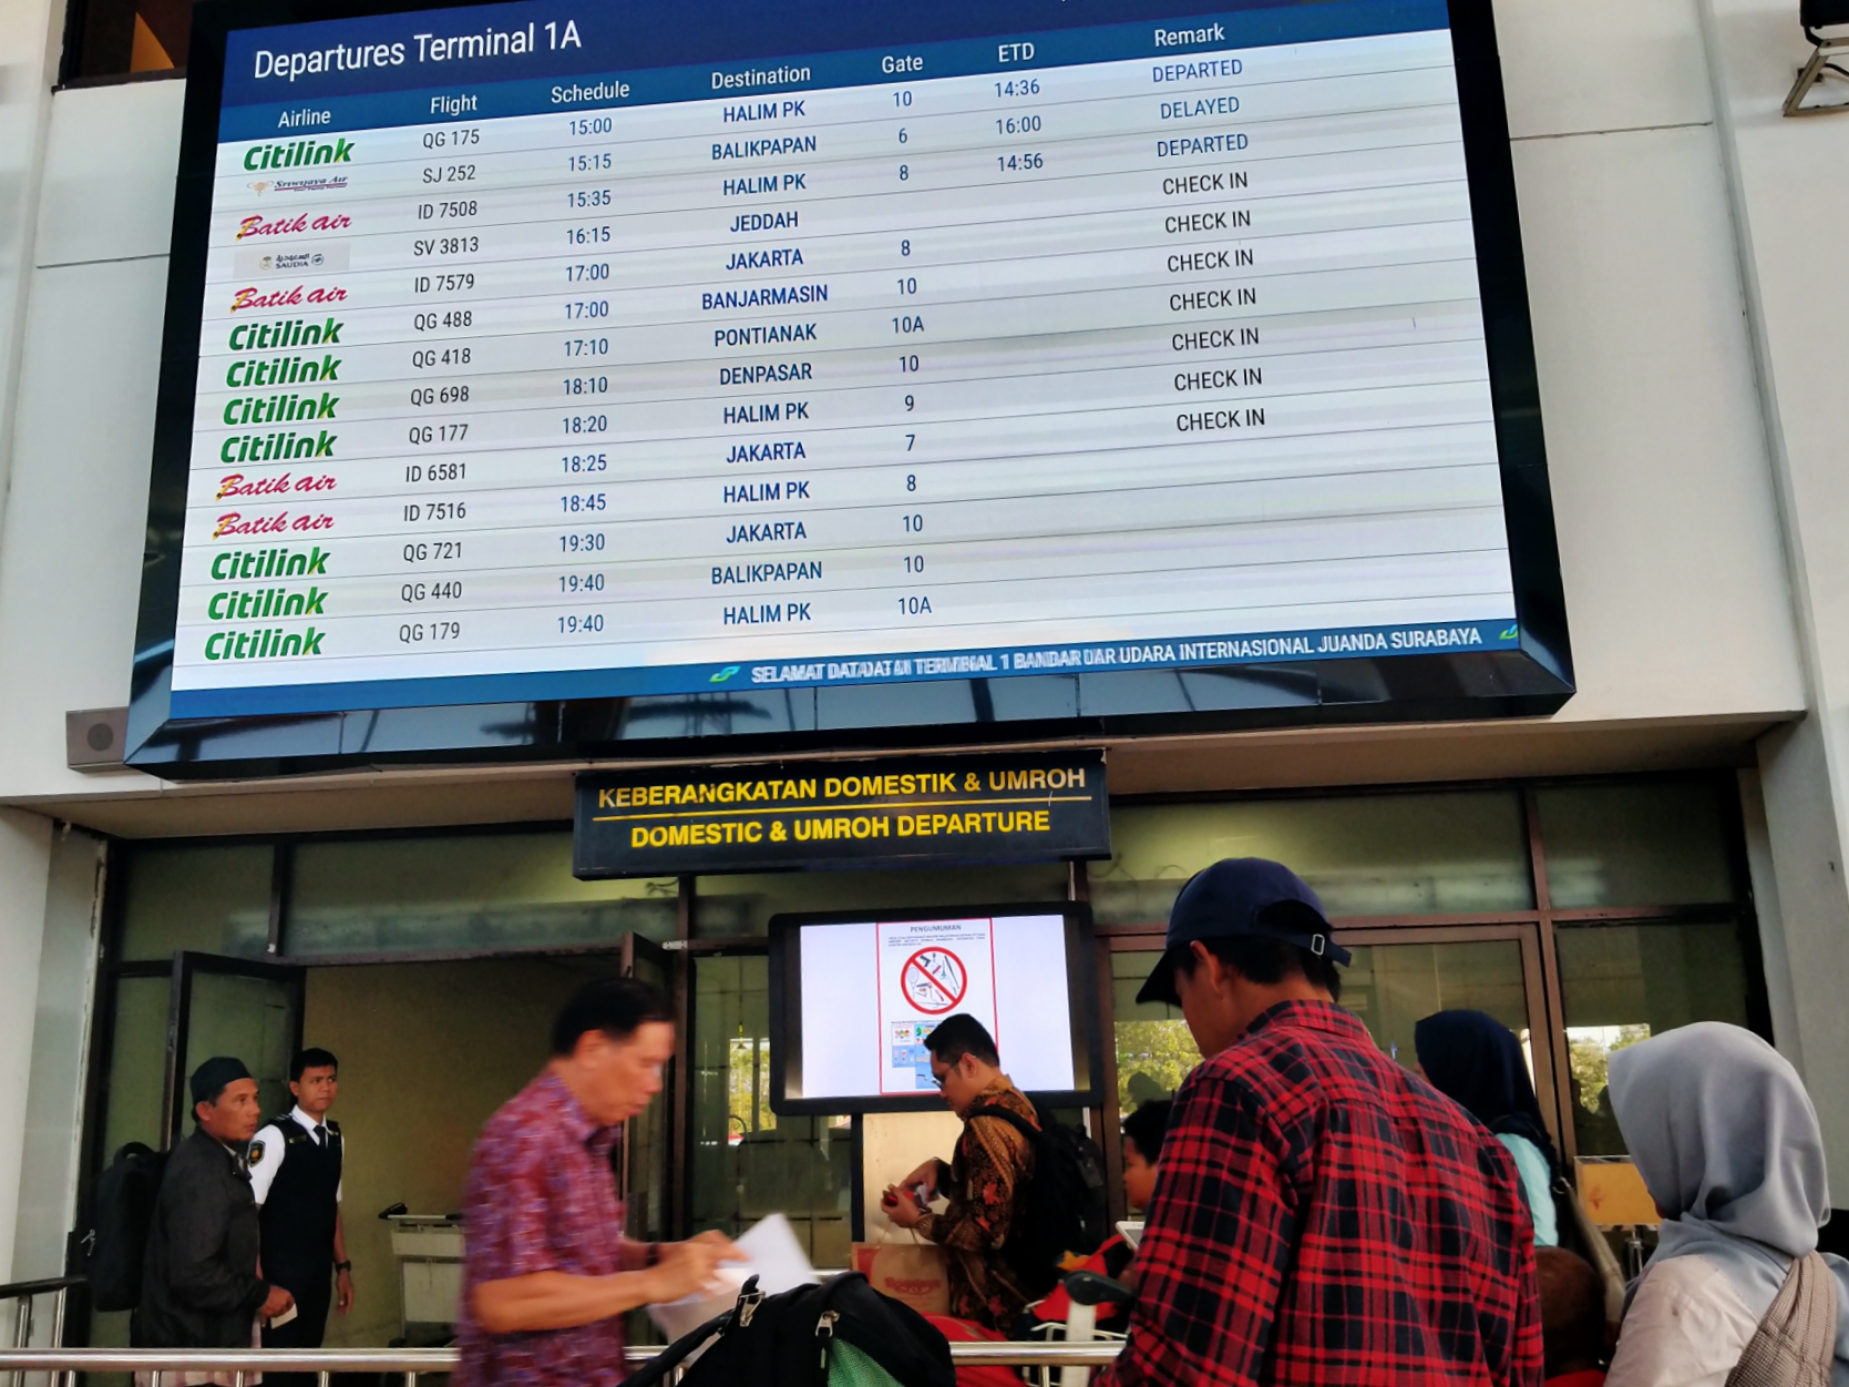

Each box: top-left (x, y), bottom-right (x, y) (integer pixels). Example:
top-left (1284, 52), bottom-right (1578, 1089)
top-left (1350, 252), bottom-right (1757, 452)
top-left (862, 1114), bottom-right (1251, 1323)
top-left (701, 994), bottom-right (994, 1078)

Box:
top-left (901, 946), bottom-right (968, 1015)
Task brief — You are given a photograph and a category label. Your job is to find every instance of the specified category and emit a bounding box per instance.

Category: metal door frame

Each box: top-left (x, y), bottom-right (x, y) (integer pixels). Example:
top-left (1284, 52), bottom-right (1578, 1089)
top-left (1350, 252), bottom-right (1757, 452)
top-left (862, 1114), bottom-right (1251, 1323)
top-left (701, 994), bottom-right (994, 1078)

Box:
top-left (161, 951), bottom-right (306, 1149)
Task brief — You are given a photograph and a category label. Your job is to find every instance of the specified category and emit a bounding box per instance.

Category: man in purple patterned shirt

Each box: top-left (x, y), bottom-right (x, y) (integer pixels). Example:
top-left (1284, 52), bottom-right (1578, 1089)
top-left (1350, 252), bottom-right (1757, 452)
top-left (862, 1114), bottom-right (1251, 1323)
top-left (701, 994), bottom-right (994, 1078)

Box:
top-left (457, 978), bottom-right (739, 1387)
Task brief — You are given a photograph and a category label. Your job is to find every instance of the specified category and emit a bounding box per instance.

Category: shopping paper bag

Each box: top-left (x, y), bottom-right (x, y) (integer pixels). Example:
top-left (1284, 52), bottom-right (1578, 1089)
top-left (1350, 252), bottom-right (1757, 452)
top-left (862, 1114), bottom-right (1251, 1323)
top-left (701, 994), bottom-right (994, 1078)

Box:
top-left (851, 1239), bottom-right (950, 1316)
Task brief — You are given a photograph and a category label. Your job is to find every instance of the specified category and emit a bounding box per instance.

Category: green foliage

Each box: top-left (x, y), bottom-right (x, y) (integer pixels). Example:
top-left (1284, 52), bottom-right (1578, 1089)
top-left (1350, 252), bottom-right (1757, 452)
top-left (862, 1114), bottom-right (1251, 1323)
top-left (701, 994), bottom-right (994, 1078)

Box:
top-left (1115, 1019), bottom-right (1199, 1114)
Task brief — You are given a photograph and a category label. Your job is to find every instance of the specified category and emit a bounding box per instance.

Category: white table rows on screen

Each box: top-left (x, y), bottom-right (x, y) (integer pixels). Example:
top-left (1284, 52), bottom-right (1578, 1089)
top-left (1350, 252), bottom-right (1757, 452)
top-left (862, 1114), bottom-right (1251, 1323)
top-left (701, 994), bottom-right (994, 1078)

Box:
top-left (172, 513), bottom-right (1516, 663)
top-left (208, 137), bottom-right (1468, 268)
top-left (171, 552), bottom-right (1516, 688)
top-left (186, 380), bottom-right (1498, 514)
top-left (187, 367), bottom-right (1496, 485)
top-left (212, 61), bottom-right (1462, 203)
top-left (201, 171), bottom-right (1473, 292)
top-left (191, 251), bottom-right (1486, 398)
top-left (192, 300), bottom-right (1485, 435)
top-left (177, 485), bottom-right (1513, 614)
top-left (189, 348), bottom-right (1493, 484)
top-left (206, 103), bottom-right (1465, 231)
top-left (208, 29), bottom-right (1456, 178)
top-left (180, 467), bottom-right (1508, 610)
top-left (179, 460), bottom-right (1509, 592)
top-left (185, 418), bottom-right (1500, 557)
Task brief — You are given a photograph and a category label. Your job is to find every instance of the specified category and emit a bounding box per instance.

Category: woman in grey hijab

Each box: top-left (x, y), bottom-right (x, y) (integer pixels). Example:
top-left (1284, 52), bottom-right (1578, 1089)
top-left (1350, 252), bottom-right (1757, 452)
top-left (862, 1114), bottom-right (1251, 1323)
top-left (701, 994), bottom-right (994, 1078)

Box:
top-left (1605, 1021), bottom-right (1849, 1387)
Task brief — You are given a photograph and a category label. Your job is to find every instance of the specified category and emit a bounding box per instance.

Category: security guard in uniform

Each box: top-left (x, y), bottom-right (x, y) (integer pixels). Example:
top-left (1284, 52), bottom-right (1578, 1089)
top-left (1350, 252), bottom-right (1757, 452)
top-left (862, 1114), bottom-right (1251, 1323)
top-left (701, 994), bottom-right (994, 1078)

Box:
top-left (247, 1048), bottom-right (352, 1383)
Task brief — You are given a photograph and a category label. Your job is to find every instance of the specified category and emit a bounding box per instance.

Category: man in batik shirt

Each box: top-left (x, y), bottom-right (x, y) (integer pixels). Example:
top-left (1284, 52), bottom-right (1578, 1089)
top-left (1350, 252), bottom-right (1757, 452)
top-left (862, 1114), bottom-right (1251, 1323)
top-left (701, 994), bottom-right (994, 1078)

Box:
top-left (457, 979), bottom-right (740, 1387)
top-left (887, 1014), bottom-right (1038, 1330)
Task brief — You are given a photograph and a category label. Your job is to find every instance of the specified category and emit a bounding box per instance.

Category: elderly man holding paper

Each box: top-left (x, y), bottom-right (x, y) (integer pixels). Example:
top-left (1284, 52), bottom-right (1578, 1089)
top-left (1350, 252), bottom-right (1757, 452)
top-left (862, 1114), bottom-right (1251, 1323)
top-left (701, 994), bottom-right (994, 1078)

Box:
top-left (457, 979), bottom-right (742, 1387)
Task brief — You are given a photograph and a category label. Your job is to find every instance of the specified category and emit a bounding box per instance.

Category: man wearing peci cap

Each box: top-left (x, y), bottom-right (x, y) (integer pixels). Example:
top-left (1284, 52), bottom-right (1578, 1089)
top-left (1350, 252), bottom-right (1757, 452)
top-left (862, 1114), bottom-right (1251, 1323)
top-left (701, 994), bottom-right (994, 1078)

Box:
top-left (134, 1058), bottom-right (293, 1387)
top-left (1095, 859), bottom-right (1543, 1387)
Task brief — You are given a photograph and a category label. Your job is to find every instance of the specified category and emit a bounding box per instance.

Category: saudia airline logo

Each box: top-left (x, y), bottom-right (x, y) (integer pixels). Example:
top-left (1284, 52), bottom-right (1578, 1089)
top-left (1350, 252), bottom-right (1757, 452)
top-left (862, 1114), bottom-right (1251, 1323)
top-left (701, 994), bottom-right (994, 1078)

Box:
top-left (230, 285), bottom-right (347, 312)
top-left (236, 212), bottom-right (351, 240)
top-left (243, 138), bottom-right (354, 171)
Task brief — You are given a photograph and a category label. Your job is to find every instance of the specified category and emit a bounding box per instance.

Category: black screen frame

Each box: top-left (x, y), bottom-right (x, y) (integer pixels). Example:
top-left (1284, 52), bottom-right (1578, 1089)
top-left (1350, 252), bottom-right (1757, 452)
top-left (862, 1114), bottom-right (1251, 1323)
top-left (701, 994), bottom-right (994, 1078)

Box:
top-left (125, 0), bottom-right (1572, 777)
top-left (768, 901), bottom-right (1101, 1116)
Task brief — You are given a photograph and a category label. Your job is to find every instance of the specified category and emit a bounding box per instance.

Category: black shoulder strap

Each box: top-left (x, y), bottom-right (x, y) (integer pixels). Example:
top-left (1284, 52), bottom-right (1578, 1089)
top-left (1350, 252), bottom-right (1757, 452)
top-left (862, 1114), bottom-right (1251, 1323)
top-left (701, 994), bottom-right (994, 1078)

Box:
top-left (967, 1105), bottom-right (1040, 1143)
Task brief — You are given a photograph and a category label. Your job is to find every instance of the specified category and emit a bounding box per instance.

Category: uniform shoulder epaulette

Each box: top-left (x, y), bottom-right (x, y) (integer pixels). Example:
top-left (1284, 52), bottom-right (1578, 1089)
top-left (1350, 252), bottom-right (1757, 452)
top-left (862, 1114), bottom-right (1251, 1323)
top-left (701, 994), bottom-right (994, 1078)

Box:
top-left (275, 1117), bottom-right (313, 1147)
top-left (325, 1119), bottom-right (342, 1137)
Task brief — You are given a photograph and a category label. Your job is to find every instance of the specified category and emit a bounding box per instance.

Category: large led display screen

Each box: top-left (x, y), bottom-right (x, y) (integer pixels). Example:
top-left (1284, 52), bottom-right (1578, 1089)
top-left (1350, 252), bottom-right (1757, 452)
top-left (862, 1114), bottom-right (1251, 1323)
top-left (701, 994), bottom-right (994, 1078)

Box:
top-left (129, 0), bottom-right (1570, 767)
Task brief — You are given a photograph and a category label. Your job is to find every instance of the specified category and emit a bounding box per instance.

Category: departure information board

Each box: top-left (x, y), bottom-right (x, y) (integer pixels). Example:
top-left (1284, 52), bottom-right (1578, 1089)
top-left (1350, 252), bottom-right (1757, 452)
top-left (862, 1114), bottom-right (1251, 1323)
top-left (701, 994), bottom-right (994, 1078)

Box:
top-left (167, 0), bottom-right (1526, 720)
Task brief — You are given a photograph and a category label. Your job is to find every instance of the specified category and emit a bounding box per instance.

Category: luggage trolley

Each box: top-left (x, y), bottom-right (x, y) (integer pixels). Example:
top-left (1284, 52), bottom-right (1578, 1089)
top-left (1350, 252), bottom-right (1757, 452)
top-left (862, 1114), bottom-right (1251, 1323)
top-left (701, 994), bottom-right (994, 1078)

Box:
top-left (384, 1212), bottom-right (465, 1345)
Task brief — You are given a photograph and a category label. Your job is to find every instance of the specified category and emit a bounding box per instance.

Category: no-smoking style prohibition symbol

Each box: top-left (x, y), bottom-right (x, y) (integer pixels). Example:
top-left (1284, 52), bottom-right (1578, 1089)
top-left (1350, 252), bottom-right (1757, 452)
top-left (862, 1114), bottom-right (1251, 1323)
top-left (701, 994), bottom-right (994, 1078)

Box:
top-left (902, 947), bottom-right (968, 1014)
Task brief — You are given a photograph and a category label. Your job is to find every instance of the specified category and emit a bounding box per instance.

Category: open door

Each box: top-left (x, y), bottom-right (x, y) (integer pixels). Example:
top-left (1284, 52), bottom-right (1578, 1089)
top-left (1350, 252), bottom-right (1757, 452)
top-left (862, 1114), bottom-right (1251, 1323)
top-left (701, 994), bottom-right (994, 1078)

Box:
top-left (161, 952), bottom-right (305, 1149)
top-left (620, 934), bottom-right (673, 1244)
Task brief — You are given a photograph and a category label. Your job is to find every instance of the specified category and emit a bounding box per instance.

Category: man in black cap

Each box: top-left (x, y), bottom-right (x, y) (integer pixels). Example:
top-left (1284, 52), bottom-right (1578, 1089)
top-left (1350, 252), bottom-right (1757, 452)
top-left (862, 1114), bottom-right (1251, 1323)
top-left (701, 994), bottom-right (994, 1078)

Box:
top-left (1094, 858), bottom-right (1542, 1387)
top-left (135, 1057), bottom-right (293, 1382)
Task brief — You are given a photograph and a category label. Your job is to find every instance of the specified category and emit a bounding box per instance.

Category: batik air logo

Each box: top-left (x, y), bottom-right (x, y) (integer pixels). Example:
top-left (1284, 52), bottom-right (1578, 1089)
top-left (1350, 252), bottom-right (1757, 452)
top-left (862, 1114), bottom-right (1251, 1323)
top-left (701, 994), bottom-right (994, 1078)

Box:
top-left (230, 284), bottom-right (347, 313)
top-left (236, 212), bottom-right (351, 240)
top-left (246, 137), bottom-right (354, 194)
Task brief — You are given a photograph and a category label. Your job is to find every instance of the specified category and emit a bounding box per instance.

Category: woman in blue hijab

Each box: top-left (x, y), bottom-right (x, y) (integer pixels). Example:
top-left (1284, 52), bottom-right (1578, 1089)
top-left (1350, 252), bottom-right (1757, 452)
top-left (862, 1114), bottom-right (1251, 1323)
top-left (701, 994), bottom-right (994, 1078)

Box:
top-left (1414, 1008), bottom-right (1560, 1246)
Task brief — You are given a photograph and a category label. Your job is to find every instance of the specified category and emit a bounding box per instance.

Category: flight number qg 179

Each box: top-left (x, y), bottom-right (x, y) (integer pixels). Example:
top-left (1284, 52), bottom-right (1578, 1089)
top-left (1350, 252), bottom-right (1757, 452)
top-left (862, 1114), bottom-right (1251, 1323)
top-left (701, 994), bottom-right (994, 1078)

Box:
top-left (399, 621), bottom-right (463, 642)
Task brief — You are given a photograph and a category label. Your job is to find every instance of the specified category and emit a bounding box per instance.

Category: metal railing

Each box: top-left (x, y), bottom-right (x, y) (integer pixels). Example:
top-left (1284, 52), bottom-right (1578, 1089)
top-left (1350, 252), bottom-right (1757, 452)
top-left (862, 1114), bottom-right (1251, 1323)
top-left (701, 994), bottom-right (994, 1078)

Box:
top-left (0, 1342), bottom-right (1123, 1385)
top-left (0, 1279), bottom-right (84, 1387)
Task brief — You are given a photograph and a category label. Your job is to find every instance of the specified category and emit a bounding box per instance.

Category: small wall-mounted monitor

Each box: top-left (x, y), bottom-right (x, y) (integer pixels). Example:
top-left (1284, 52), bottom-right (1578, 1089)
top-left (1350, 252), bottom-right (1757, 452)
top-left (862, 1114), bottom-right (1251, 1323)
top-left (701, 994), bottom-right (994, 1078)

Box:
top-left (769, 903), bottom-right (1100, 1114)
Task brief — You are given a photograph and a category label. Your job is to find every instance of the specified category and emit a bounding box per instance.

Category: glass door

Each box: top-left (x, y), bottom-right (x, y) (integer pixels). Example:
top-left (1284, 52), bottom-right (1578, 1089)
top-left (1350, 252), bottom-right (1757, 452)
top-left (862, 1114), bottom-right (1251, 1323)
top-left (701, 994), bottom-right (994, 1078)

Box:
top-left (162, 952), bottom-right (305, 1148)
top-left (621, 934), bottom-right (673, 1245)
top-left (1106, 924), bottom-right (1558, 1142)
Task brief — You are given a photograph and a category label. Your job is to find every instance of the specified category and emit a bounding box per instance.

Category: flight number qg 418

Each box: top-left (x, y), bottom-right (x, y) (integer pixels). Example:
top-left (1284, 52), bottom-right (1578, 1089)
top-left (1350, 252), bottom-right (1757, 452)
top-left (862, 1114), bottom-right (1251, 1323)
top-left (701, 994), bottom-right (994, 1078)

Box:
top-left (412, 347), bottom-right (471, 368)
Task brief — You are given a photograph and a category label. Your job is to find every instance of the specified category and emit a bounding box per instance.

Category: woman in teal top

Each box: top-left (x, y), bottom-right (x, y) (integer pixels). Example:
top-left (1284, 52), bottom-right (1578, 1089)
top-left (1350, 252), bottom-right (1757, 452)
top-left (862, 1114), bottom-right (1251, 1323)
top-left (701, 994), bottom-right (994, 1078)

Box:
top-left (1414, 1009), bottom-right (1560, 1246)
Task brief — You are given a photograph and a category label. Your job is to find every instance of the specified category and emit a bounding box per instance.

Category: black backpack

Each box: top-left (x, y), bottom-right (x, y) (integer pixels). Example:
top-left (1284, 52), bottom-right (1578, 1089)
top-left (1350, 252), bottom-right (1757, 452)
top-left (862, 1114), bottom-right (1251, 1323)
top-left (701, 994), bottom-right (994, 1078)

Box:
top-left (89, 1142), bottom-right (170, 1312)
top-left (968, 1103), bottom-right (1109, 1295)
top-left (621, 1273), bottom-right (954, 1387)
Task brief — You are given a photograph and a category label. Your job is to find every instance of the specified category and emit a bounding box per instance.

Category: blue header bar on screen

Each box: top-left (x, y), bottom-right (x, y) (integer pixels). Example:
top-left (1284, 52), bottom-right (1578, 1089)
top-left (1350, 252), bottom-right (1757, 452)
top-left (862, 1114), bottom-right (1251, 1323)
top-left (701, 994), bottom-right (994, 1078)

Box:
top-left (219, 0), bottom-right (1450, 138)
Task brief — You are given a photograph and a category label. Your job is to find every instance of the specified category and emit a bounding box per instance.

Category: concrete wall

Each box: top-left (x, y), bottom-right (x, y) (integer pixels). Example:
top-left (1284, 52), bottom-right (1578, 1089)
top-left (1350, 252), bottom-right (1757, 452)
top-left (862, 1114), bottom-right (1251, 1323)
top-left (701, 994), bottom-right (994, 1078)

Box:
top-left (9, 826), bottom-right (103, 1288)
top-left (0, 0), bottom-right (1821, 818)
top-left (0, 811), bottom-right (55, 1286)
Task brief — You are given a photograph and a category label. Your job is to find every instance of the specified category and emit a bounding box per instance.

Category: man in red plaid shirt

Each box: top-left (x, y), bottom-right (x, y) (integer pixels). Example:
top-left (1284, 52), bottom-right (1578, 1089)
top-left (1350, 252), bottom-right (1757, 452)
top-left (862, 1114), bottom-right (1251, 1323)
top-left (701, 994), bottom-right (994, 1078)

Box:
top-left (1098, 859), bottom-right (1542, 1387)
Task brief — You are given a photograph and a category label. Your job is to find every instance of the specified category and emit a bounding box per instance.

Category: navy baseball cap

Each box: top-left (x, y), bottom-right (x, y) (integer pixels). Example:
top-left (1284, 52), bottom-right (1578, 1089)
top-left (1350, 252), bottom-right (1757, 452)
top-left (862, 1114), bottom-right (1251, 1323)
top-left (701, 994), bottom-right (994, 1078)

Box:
top-left (1136, 858), bottom-right (1350, 1006)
